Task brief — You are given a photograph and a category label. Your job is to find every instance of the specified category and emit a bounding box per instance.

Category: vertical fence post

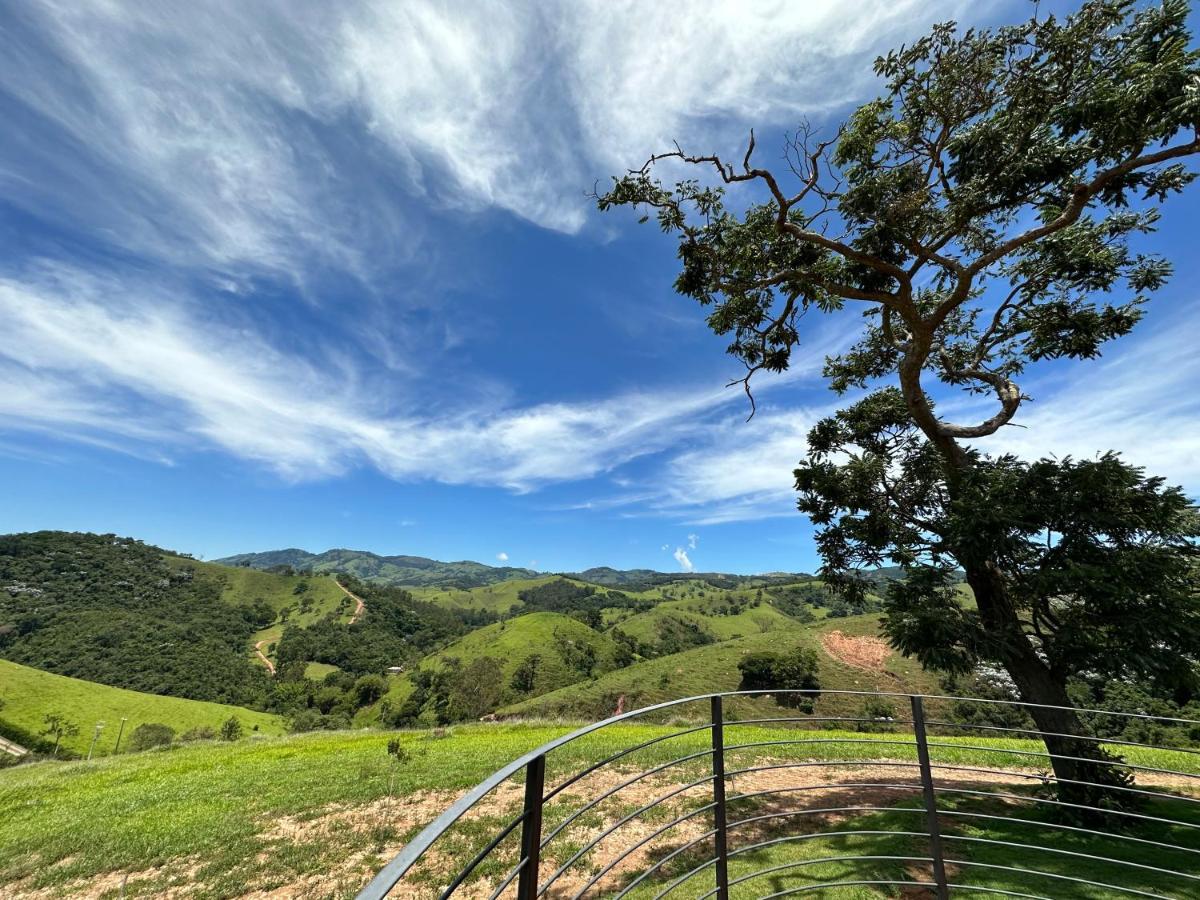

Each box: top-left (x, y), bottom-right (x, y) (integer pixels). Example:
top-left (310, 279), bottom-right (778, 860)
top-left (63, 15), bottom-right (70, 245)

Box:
top-left (517, 753), bottom-right (546, 900)
top-left (911, 695), bottom-right (950, 900)
top-left (710, 695), bottom-right (730, 900)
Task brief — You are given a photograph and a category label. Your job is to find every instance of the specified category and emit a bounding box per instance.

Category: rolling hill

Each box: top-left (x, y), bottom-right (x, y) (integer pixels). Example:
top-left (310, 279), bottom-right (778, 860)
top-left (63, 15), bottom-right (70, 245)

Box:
top-left (0, 659), bottom-right (283, 757)
top-left (214, 547), bottom-right (538, 588)
top-left (501, 614), bottom-right (942, 721)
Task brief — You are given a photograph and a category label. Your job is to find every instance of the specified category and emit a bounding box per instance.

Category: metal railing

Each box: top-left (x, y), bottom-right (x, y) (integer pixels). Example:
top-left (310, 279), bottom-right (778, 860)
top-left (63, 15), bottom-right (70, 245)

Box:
top-left (356, 690), bottom-right (1200, 898)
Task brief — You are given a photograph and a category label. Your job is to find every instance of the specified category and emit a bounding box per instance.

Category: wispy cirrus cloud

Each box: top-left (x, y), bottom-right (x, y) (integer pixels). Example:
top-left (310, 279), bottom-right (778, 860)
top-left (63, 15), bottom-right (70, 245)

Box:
top-left (0, 265), bottom-right (835, 490)
top-left (3, 0), bottom-right (972, 279)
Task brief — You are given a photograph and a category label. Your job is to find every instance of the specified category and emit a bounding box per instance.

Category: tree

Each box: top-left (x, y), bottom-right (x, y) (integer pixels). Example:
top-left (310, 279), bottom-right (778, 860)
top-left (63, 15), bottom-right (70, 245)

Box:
top-left (353, 674), bottom-right (387, 707)
top-left (40, 713), bottom-right (79, 756)
top-left (128, 722), bottom-right (175, 752)
top-left (737, 647), bottom-right (822, 711)
top-left (219, 716), bottom-right (244, 741)
top-left (601, 0), bottom-right (1200, 806)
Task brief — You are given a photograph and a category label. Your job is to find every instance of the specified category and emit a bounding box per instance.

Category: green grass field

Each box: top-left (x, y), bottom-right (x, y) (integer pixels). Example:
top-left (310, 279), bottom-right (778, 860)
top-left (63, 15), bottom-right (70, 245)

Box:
top-left (3, 721), bottom-right (1197, 898)
top-left (0, 660), bottom-right (284, 757)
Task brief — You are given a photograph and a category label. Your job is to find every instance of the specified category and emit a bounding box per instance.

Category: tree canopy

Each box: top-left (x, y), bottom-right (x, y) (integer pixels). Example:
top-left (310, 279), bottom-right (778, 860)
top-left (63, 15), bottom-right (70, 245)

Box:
top-left (601, 0), bottom-right (1200, 799)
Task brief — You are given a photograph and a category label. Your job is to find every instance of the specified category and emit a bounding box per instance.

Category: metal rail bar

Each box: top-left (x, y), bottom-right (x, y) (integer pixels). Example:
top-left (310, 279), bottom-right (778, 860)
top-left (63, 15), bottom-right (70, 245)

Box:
top-left (936, 807), bottom-right (1200, 857)
top-left (710, 696), bottom-right (729, 900)
top-left (939, 832), bottom-right (1200, 882)
top-left (923, 717), bottom-right (1200, 756)
top-left (761, 882), bottom-right (1052, 899)
top-left (542, 723), bottom-right (714, 802)
top-left (538, 748), bottom-right (714, 850)
top-left (538, 773), bottom-right (716, 895)
top-left (912, 695), bottom-right (949, 900)
top-left (933, 784), bottom-right (1200, 830)
top-left (561, 802), bottom-right (717, 900)
top-left (515, 754), bottom-right (544, 900)
top-left (357, 689), bottom-right (1200, 899)
top-left (945, 858), bottom-right (1176, 899)
top-left (922, 739), bottom-right (1200, 778)
top-left (609, 831), bottom-right (716, 900)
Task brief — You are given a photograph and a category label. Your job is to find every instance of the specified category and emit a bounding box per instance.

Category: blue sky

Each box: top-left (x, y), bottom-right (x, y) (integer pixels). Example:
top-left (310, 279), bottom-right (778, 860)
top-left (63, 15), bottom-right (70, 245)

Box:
top-left (1, 0), bottom-right (1198, 574)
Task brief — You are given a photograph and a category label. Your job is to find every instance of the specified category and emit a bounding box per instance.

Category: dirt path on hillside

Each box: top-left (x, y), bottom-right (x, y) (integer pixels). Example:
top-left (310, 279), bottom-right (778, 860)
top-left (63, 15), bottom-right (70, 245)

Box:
top-left (253, 640), bottom-right (276, 676)
top-left (336, 580), bottom-right (366, 624)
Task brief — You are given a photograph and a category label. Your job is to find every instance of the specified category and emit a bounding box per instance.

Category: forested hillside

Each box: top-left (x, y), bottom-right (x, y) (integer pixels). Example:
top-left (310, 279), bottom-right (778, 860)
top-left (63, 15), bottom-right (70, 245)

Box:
top-left (0, 532), bottom-right (271, 706)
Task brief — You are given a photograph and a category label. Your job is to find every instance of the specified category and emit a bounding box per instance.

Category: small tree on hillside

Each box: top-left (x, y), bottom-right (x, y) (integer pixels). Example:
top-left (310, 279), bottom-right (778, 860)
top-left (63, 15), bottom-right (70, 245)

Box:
top-left (601, 0), bottom-right (1200, 805)
top-left (41, 713), bottom-right (79, 756)
top-left (219, 717), bottom-right (244, 742)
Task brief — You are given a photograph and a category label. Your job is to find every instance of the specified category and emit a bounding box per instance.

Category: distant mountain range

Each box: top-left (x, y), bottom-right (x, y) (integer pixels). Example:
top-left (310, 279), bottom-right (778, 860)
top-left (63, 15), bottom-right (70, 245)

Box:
top-left (215, 548), bottom-right (955, 592)
top-left (216, 548), bottom-right (829, 591)
top-left (213, 548), bottom-right (539, 589)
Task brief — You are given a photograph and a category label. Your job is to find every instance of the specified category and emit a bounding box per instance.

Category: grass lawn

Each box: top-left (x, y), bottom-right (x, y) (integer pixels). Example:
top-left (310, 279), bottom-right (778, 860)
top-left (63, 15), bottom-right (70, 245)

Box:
top-left (0, 660), bottom-right (284, 757)
top-left (3, 721), bottom-right (1198, 898)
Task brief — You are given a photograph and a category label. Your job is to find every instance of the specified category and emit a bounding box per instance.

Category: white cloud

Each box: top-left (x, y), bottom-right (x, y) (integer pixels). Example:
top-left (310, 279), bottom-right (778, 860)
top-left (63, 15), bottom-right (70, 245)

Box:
top-left (0, 265), bottom-right (848, 491)
top-left (496, 551), bottom-right (509, 562)
top-left (661, 544), bottom-right (670, 552)
top-left (687, 533), bottom-right (699, 550)
top-left (971, 323), bottom-right (1200, 489)
top-left (673, 547), bottom-right (694, 572)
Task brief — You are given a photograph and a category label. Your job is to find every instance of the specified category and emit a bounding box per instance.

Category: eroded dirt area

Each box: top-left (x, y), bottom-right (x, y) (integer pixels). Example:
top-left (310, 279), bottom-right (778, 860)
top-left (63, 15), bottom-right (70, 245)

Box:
top-left (821, 630), bottom-right (892, 672)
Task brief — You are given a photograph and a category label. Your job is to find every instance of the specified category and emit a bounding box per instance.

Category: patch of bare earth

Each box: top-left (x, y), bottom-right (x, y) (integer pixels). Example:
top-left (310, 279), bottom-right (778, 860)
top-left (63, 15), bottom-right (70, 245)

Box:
top-left (821, 630), bottom-right (892, 672)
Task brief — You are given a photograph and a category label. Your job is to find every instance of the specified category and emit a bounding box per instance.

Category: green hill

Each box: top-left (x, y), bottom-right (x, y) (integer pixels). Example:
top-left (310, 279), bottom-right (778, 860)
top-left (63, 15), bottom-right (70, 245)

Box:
top-left (501, 614), bottom-right (941, 721)
top-left (368, 611), bottom-right (629, 723)
top-left (172, 560), bottom-right (355, 668)
top-left (0, 659), bottom-right (283, 757)
top-left (0, 531), bottom-right (273, 706)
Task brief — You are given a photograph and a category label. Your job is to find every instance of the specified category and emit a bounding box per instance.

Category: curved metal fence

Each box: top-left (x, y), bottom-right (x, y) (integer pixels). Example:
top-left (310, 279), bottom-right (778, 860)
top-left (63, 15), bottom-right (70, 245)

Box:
top-left (357, 690), bottom-right (1200, 898)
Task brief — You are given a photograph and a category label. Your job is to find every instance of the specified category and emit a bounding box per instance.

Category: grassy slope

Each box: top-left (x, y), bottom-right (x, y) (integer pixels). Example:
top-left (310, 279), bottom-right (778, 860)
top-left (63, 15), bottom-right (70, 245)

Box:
top-left (169, 558), bottom-right (352, 666)
top-left (501, 614), bottom-right (941, 720)
top-left (2, 724), bottom-right (1196, 898)
top-left (409, 576), bottom-right (559, 614)
top-left (610, 593), bottom-right (800, 642)
top-left (0, 660), bottom-right (283, 757)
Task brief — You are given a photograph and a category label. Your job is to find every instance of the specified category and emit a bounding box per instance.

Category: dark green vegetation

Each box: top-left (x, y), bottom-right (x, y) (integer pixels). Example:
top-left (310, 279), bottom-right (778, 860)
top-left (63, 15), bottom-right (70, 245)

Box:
top-left (600, 0), bottom-right (1200, 800)
top-left (0, 532), bottom-right (272, 706)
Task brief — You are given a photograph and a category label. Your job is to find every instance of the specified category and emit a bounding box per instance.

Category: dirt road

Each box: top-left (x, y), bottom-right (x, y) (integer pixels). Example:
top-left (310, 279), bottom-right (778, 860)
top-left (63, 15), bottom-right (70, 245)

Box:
top-left (253, 640), bottom-right (277, 676)
top-left (336, 580), bottom-right (366, 624)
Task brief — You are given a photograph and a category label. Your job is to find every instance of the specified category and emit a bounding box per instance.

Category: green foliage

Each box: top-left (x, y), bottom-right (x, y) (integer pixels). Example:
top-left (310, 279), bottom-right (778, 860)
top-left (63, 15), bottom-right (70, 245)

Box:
top-left (275, 576), bottom-right (474, 676)
top-left (599, 0), bottom-right (1200, 779)
top-left (39, 713), bottom-right (79, 756)
top-left (217, 548), bottom-right (537, 589)
top-left (219, 717), bottom-right (243, 742)
top-left (180, 725), bottom-right (216, 742)
top-left (0, 532), bottom-right (271, 705)
top-left (738, 647), bottom-right (822, 710)
top-left (128, 722), bottom-right (175, 752)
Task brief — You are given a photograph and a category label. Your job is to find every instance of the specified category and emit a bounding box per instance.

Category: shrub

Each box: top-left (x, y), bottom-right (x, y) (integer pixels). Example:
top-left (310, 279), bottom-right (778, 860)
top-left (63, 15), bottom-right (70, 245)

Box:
top-left (128, 723), bottom-right (175, 752)
top-left (219, 717), bottom-right (243, 741)
top-left (180, 725), bottom-right (217, 742)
